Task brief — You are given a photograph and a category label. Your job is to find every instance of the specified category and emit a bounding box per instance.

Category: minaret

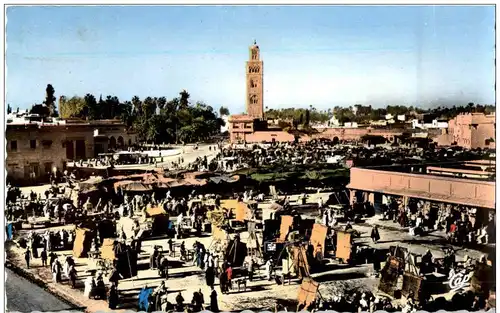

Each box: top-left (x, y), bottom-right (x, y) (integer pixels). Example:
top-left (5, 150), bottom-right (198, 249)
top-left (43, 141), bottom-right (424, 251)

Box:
top-left (246, 40), bottom-right (264, 119)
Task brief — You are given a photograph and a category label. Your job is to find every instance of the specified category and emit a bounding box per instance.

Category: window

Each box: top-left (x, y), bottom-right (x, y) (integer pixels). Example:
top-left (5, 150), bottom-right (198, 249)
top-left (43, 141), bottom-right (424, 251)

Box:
top-left (233, 124), bottom-right (240, 129)
top-left (30, 140), bottom-right (36, 149)
top-left (44, 162), bottom-right (53, 174)
top-left (41, 140), bottom-right (53, 149)
top-left (10, 140), bottom-right (17, 151)
top-left (245, 124), bottom-right (252, 129)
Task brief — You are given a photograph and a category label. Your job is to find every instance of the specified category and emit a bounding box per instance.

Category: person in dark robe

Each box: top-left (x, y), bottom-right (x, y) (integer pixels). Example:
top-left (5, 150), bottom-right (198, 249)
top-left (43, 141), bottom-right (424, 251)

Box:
top-left (191, 290), bottom-right (204, 312)
top-left (24, 248), bottom-right (32, 269)
top-left (96, 274), bottom-right (106, 299)
top-left (372, 249), bottom-right (381, 276)
top-left (168, 238), bottom-right (174, 255)
top-left (420, 250), bottom-right (433, 274)
top-left (247, 258), bottom-right (254, 281)
top-left (150, 246), bottom-right (159, 269)
top-left (158, 256), bottom-right (169, 279)
top-left (108, 284), bottom-right (119, 309)
top-left (153, 281), bottom-right (167, 311)
top-left (371, 225), bottom-right (380, 243)
top-left (195, 249), bottom-right (202, 268)
top-left (219, 270), bottom-right (228, 294)
top-left (175, 292), bottom-right (185, 312)
top-left (180, 241), bottom-right (187, 261)
top-left (68, 265), bottom-right (77, 288)
top-left (199, 250), bottom-right (205, 269)
top-left (210, 287), bottom-right (219, 312)
top-left (109, 267), bottom-right (123, 288)
top-left (31, 240), bottom-right (39, 258)
top-left (206, 266), bottom-right (215, 288)
top-left (41, 247), bottom-right (48, 267)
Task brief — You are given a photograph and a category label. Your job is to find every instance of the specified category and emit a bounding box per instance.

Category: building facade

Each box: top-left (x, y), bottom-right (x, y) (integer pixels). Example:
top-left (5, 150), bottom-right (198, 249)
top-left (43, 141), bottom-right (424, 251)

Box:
top-left (6, 119), bottom-right (137, 184)
top-left (436, 113), bottom-right (496, 149)
top-left (347, 166), bottom-right (495, 210)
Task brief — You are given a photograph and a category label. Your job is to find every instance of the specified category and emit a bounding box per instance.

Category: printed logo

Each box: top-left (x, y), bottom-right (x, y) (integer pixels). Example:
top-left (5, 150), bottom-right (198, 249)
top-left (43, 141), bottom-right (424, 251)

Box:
top-left (446, 270), bottom-right (473, 292)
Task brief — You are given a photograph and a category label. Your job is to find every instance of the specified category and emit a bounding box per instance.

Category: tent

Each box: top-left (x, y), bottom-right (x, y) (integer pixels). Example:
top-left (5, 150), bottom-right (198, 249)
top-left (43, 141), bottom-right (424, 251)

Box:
top-left (100, 238), bottom-right (117, 261)
top-left (101, 239), bottom-right (138, 278)
top-left (335, 230), bottom-right (353, 262)
top-left (73, 227), bottom-right (93, 258)
top-left (146, 206), bottom-right (170, 236)
top-left (138, 287), bottom-right (154, 311)
top-left (277, 215), bottom-right (294, 243)
top-left (310, 224), bottom-right (328, 259)
top-left (78, 176), bottom-right (104, 191)
top-left (114, 180), bottom-right (152, 192)
top-left (235, 202), bottom-right (250, 222)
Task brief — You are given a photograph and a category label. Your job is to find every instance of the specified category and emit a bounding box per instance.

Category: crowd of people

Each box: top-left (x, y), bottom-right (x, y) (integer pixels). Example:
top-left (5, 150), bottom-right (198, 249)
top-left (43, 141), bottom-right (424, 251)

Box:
top-left (5, 140), bottom-right (496, 313)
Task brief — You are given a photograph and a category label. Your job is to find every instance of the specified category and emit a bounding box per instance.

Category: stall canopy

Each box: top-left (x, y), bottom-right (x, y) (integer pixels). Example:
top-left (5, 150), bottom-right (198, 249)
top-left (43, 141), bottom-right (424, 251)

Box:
top-left (209, 175), bottom-right (241, 184)
top-left (235, 202), bottom-right (250, 222)
top-left (78, 176), bottom-right (104, 191)
top-left (335, 230), bottom-right (353, 262)
top-left (278, 215), bottom-right (294, 243)
top-left (100, 238), bottom-right (117, 261)
top-left (114, 180), bottom-right (152, 192)
top-left (146, 206), bottom-right (167, 217)
top-left (310, 224), bottom-right (328, 259)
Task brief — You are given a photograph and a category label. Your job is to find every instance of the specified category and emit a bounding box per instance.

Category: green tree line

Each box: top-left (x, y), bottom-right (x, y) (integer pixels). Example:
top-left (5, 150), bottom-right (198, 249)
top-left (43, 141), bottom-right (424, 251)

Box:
top-left (265, 103), bottom-right (495, 126)
top-left (58, 89), bottom-right (225, 144)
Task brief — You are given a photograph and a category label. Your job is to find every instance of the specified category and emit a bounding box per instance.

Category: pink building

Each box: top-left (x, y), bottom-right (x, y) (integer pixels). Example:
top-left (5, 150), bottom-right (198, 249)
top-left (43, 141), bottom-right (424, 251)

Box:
top-left (436, 113), bottom-right (496, 149)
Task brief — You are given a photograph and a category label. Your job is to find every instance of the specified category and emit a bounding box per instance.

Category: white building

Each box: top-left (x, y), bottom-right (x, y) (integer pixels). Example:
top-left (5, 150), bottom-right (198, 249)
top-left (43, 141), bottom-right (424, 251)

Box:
top-left (329, 116), bottom-right (340, 127)
top-left (411, 118), bottom-right (448, 129)
top-left (370, 120), bottom-right (388, 126)
top-left (397, 114), bottom-right (406, 122)
top-left (344, 122), bottom-right (358, 128)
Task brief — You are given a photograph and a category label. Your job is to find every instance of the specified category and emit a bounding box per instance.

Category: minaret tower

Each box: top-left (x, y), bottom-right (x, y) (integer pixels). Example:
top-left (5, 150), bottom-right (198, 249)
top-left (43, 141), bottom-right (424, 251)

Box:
top-left (246, 40), bottom-right (264, 119)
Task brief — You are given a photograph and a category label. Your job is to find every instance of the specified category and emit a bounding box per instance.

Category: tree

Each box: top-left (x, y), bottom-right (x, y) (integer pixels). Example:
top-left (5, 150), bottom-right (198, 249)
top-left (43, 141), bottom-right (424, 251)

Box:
top-left (85, 94), bottom-right (98, 120)
top-left (30, 104), bottom-right (50, 117)
top-left (179, 90), bottom-right (190, 109)
top-left (44, 84), bottom-right (58, 117)
top-left (131, 96), bottom-right (142, 115)
top-left (219, 106), bottom-right (230, 116)
top-left (7, 104), bottom-right (12, 114)
top-left (304, 110), bottom-right (310, 126)
top-left (59, 96), bottom-right (87, 119)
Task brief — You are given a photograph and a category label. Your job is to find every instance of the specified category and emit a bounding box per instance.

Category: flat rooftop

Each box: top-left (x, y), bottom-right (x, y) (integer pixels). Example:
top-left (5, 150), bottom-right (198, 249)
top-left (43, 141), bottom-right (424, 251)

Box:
top-left (364, 160), bottom-right (495, 182)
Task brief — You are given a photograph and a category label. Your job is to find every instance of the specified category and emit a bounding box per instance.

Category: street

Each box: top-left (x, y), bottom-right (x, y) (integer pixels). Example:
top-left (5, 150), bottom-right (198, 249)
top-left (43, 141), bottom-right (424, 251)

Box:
top-left (5, 268), bottom-right (77, 312)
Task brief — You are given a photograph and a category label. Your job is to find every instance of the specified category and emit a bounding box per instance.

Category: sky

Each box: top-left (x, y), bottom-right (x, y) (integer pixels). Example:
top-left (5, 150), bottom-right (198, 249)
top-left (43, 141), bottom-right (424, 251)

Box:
top-left (6, 5), bottom-right (496, 114)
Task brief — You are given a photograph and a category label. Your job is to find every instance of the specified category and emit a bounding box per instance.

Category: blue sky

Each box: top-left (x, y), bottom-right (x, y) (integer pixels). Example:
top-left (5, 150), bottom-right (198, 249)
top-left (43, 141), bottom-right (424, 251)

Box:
top-left (6, 5), bottom-right (495, 114)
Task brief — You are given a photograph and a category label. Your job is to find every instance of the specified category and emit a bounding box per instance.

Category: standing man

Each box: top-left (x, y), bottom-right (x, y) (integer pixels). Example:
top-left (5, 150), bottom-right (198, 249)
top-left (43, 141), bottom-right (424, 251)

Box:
top-left (24, 248), bottom-right (32, 269)
top-left (41, 247), bottom-right (48, 267)
top-left (247, 258), bottom-right (254, 281)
